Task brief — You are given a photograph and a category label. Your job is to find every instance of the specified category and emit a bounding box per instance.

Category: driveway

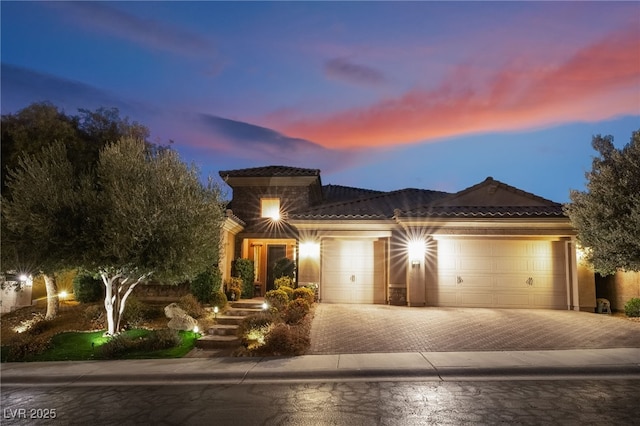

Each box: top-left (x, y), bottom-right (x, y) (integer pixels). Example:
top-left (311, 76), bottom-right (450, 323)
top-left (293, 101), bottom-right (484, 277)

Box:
top-left (308, 304), bottom-right (640, 354)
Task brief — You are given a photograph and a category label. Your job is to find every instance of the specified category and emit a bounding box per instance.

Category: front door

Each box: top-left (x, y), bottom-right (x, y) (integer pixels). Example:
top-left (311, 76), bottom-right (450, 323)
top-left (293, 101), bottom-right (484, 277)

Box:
top-left (266, 245), bottom-right (287, 292)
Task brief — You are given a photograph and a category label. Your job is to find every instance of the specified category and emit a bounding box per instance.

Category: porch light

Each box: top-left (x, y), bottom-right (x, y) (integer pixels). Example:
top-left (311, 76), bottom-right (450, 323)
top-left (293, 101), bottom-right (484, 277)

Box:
top-left (408, 239), bottom-right (426, 266)
top-left (299, 242), bottom-right (320, 258)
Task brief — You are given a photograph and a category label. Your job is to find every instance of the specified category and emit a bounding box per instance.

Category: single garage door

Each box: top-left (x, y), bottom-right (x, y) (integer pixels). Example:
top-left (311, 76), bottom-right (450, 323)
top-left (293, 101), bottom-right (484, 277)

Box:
top-left (321, 239), bottom-right (385, 303)
top-left (430, 238), bottom-right (567, 309)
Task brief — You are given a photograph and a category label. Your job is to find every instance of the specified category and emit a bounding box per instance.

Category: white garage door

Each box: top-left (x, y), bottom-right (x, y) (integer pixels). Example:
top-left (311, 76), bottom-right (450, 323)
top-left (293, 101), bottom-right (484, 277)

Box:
top-left (430, 239), bottom-right (567, 309)
top-left (321, 239), bottom-right (385, 304)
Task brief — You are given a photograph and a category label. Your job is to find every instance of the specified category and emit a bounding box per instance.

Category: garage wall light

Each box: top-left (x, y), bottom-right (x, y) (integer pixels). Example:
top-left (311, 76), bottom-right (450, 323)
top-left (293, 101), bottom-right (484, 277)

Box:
top-left (299, 241), bottom-right (320, 258)
top-left (408, 240), bottom-right (426, 266)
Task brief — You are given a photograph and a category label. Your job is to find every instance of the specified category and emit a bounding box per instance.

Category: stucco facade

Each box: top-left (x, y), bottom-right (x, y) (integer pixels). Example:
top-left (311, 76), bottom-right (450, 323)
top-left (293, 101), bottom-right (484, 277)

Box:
top-left (219, 166), bottom-right (596, 311)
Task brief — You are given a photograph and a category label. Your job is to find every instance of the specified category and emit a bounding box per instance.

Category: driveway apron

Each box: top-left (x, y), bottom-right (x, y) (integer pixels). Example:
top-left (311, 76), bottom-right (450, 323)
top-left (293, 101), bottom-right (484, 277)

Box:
top-left (308, 304), bottom-right (640, 354)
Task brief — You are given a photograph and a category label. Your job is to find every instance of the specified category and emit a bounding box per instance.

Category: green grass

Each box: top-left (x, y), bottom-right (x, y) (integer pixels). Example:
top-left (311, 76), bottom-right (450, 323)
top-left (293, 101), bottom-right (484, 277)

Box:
top-left (4, 329), bottom-right (199, 362)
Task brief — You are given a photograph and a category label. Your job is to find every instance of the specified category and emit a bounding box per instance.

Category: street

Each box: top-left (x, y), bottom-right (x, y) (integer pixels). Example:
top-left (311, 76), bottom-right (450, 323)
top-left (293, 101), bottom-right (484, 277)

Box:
top-left (2, 379), bottom-right (638, 425)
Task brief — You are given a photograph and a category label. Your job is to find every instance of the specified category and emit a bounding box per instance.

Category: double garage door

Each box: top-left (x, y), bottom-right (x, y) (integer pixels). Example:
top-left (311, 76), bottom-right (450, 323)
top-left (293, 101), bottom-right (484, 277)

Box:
top-left (430, 238), bottom-right (567, 309)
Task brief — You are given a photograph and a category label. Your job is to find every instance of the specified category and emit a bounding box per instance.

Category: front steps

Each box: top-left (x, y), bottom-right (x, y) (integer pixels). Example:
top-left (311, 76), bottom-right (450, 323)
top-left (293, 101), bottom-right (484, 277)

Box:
top-left (195, 300), bottom-right (265, 350)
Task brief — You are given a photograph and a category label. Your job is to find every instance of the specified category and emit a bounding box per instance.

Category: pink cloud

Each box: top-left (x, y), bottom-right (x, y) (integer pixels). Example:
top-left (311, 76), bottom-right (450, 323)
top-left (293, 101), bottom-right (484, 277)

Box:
top-left (276, 26), bottom-right (639, 149)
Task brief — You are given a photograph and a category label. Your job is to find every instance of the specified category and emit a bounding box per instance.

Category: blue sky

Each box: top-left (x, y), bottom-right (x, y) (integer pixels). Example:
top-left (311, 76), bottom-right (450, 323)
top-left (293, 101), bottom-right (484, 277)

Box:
top-left (2, 1), bottom-right (639, 202)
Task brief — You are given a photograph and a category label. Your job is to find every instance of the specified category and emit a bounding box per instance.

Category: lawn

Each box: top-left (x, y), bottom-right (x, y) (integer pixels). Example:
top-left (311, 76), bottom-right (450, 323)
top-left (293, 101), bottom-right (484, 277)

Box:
top-left (0, 301), bottom-right (202, 362)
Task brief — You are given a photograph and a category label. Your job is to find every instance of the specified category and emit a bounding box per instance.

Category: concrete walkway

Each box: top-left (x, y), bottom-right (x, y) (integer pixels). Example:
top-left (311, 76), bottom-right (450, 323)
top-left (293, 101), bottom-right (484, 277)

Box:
top-left (3, 348), bottom-right (640, 385)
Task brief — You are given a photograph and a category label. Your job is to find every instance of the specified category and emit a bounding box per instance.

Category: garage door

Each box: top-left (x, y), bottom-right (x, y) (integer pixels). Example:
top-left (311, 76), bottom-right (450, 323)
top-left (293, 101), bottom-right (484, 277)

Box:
top-left (430, 239), bottom-right (567, 309)
top-left (321, 239), bottom-right (385, 303)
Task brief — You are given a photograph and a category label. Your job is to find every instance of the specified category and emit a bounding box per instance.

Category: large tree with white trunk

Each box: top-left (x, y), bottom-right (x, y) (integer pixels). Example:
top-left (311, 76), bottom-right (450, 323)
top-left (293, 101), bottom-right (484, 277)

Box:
top-left (85, 137), bottom-right (225, 335)
top-left (1, 142), bottom-right (90, 319)
top-left (1, 102), bottom-right (151, 319)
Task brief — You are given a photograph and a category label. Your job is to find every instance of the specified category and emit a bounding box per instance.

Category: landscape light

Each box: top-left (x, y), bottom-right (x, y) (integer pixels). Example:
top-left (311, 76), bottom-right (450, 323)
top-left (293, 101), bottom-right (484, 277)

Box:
top-left (214, 306), bottom-right (219, 319)
top-left (262, 302), bottom-right (269, 311)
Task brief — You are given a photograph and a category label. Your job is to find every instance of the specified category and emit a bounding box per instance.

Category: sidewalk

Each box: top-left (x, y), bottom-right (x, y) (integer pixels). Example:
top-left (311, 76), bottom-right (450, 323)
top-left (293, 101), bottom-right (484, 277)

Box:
top-left (3, 348), bottom-right (640, 386)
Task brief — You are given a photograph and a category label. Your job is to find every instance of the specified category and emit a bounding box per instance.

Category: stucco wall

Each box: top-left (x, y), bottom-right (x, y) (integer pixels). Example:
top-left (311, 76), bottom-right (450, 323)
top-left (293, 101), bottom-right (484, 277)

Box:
top-left (596, 271), bottom-right (640, 312)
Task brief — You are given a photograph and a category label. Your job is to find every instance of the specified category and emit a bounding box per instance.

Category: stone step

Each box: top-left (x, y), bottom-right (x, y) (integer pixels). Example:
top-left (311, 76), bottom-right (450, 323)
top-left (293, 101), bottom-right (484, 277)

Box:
top-left (215, 316), bottom-right (245, 326)
top-left (227, 308), bottom-right (264, 317)
top-left (231, 300), bottom-right (265, 308)
top-left (196, 335), bottom-right (241, 349)
top-left (208, 324), bottom-right (239, 336)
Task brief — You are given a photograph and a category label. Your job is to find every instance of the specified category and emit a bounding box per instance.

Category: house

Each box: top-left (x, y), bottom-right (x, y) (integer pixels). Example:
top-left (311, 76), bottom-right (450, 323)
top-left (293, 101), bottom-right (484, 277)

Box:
top-left (219, 165), bottom-right (596, 311)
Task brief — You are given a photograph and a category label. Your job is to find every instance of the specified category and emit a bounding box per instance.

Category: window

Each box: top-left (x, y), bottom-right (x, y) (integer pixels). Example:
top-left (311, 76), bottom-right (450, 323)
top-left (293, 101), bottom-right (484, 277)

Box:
top-left (261, 198), bottom-right (280, 220)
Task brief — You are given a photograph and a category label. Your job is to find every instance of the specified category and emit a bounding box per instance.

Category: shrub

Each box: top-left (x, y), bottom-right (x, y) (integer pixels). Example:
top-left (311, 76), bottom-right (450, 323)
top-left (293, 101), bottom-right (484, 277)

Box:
top-left (122, 296), bottom-right (150, 328)
top-left (144, 329), bottom-right (182, 351)
top-left (5, 334), bottom-right (51, 361)
top-left (624, 297), bottom-right (640, 317)
top-left (224, 277), bottom-right (243, 302)
top-left (274, 276), bottom-right (293, 289)
top-left (283, 298), bottom-right (310, 325)
top-left (190, 267), bottom-right (222, 304)
top-left (210, 291), bottom-right (228, 310)
top-left (233, 258), bottom-right (255, 299)
top-left (272, 257), bottom-right (295, 281)
top-left (265, 289), bottom-right (289, 312)
top-left (178, 294), bottom-right (205, 319)
top-left (84, 305), bottom-right (106, 329)
top-left (96, 334), bottom-right (136, 359)
top-left (278, 285), bottom-right (293, 301)
top-left (27, 317), bottom-right (54, 336)
top-left (260, 323), bottom-right (309, 356)
top-left (239, 312), bottom-right (275, 349)
top-left (73, 272), bottom-right (103, 303)
top-left (293, 287), bottom-right (315, 305)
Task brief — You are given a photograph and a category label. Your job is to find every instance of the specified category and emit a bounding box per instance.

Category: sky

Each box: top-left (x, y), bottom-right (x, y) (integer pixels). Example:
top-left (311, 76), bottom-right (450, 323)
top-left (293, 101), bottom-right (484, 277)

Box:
top-left (2, 1), bottom-right (639, 203)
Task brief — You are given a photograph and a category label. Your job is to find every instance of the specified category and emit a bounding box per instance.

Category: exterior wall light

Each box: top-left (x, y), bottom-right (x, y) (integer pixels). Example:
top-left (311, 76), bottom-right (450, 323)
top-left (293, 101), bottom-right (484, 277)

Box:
top-left (408, 240), bottom-right (426, 266)
top-left (299, 242), bottom-right (320, 258)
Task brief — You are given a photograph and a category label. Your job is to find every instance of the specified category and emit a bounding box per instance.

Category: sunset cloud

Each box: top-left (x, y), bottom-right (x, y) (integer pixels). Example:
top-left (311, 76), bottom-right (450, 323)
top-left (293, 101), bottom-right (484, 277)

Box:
top-left (279, 26), bottom-right (639, 149)
top-left (324, 57), bottom-right (386, 87)
top-left (46, 2), bottom-right (214, 57)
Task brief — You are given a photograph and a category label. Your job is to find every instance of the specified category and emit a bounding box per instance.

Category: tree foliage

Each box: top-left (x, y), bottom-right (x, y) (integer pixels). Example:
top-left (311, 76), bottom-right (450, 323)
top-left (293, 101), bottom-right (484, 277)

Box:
top-left (1, 142), bottom-right (89, 318)
top-left (84, 138), bottom-right (225, 334)
top-left (1, 102), bottom-right (152, 319)
top-left (565, 130), bottom-right (640, 275)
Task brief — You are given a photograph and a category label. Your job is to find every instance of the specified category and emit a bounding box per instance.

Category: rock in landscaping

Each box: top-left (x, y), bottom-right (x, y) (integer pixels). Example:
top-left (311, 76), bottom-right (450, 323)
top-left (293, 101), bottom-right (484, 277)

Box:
top-left (164, 302), bottom-right (198, 331)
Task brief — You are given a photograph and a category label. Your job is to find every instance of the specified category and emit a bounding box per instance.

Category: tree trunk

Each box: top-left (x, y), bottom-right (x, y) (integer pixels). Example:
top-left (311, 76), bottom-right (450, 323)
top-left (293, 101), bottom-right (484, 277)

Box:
top-left (101, 273), bottom-right (116, 335)
top-left (43, 273), bottom-right (59, 320)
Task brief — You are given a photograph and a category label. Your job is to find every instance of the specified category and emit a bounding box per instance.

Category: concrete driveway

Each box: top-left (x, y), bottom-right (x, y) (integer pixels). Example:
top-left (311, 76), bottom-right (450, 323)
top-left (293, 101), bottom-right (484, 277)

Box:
top-left (308, 304), bottom-right (640, 354)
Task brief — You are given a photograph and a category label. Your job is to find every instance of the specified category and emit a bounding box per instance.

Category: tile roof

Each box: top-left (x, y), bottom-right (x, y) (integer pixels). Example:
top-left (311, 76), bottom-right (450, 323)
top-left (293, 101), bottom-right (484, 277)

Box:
top-left (402, 205), bottom-right (565, 218)
top-left (291, 188), bottom-right (450, 219)
top-left (396, 177), bottom-right (565, 219)
top-left (219, 165), bottom-right (320, 178)
top-left (322, 184), bottom-right (384, 203)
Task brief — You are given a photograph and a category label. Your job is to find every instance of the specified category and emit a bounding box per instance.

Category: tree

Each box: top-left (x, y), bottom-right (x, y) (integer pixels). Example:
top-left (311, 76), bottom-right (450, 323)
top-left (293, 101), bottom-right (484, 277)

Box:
top-left (565, 130), bottom-right (640, 275)
top-left (1, 142), bottom-right (89, 319)
top-left (84, 138), bottom-right (225, 335)
top-left (1, 102), bottom-right (151, 319)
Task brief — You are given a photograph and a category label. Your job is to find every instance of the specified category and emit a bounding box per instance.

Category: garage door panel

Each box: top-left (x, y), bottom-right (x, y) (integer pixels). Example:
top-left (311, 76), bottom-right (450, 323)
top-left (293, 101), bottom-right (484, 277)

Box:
top-left (432, 239), bottom-right (567, 309)
top-left (459, 292), bottom-right (494, 306)
top-left (494, 293), bottom-right (531, 307)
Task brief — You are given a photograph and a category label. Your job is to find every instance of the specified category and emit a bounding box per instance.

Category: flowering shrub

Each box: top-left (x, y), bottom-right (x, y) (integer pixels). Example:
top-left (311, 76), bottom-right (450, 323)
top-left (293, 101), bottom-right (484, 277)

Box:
top-left (278, 285), bottom-right (293, 301)
top-left (265, 289), bottom-right (289, 312)
top-left (283, 298), bottom-right (310, 325)
top-left (293, 287), bottom-right (315, 305)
